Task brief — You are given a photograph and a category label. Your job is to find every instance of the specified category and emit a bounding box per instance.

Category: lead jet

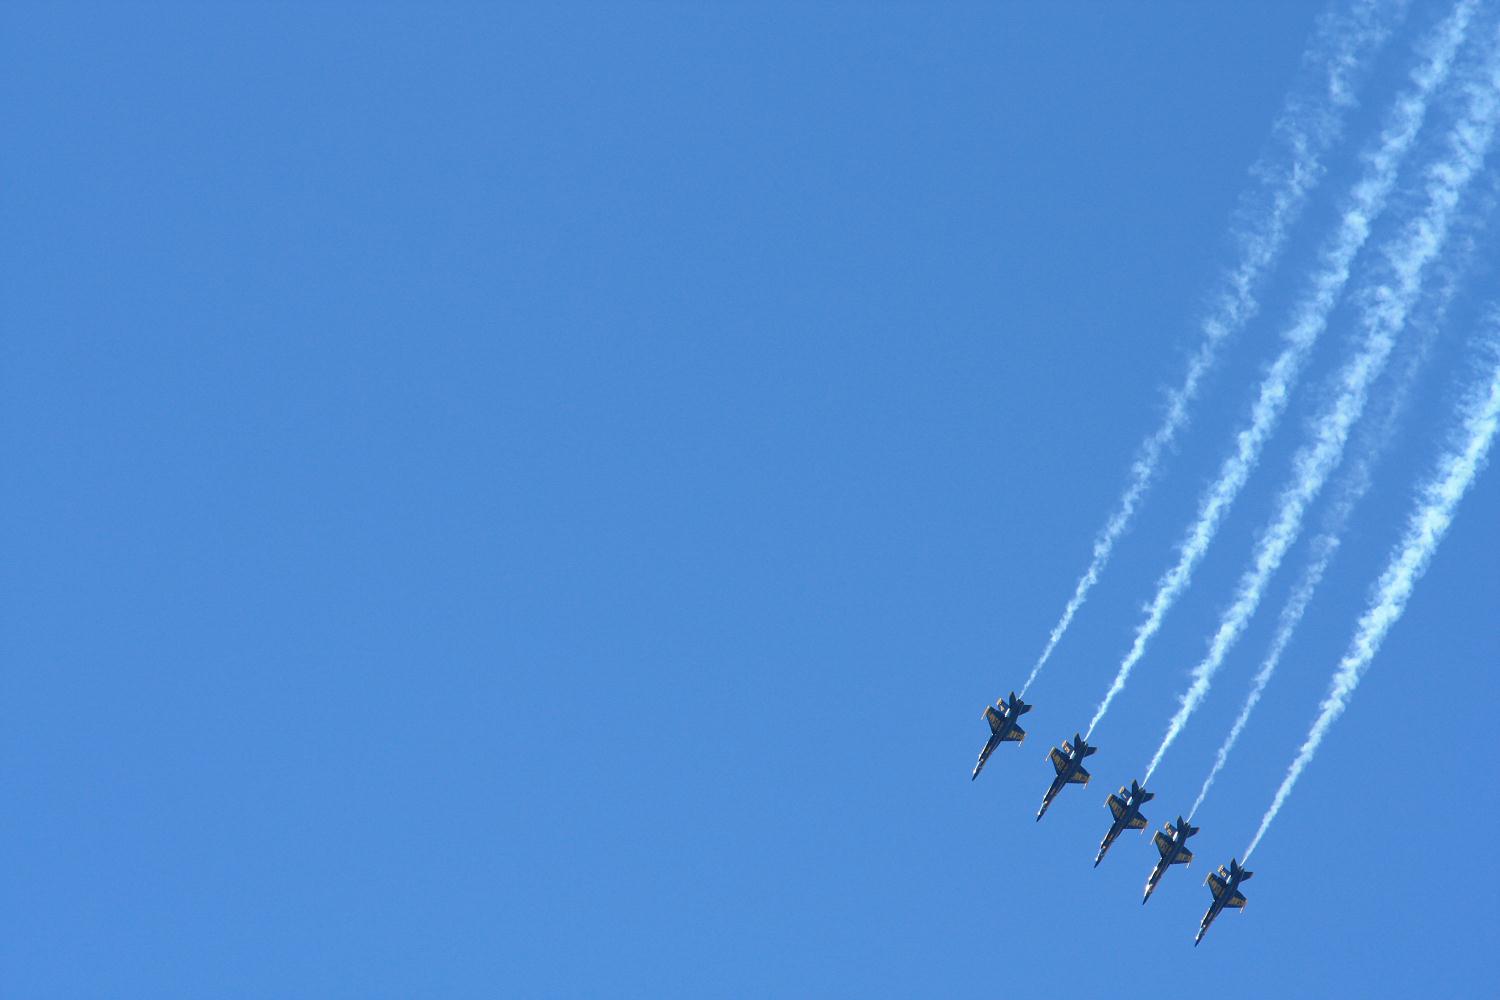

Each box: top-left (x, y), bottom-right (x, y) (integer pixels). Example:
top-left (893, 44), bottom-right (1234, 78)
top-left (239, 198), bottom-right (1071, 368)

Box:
top-left (1035, 733), bottom-right (1097, 821)
top-left (971, 691), bottom-right (1032, 780)
top-left (1195, 858), bottom-right (1253, 946)
top-left (1142, 815), bottom-right (1199, 904)
top-left (1093, 779), bottom-right (1153, 867)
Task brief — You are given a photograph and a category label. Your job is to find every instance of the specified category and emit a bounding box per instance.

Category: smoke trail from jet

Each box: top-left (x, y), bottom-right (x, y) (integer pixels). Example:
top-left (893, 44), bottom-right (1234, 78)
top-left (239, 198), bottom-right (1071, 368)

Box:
top-left (1140, 7), bottom-right (1486, 777)
top-left (1246, 321), bottom-right (1500, 861)
top-left (1186, 227), bottom-right (1482, 822)
top-left (1019, 0), bottom-right (1395, 697)
top-left (1098, 0), bottom-right (1478, 749)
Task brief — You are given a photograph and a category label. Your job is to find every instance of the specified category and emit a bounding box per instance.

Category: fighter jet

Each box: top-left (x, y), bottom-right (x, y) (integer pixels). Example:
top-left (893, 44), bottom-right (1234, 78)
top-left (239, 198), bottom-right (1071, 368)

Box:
top-left (1195, 858), bottom-right (1253, 946)
top-left (1142, 816), bottom-right (1199, 903)
top-left (1035, 733), bottom-right (1097, 821)
top-left (1093, 779), bottom-right (1153, 867)
top-left (971, 691), bottom-right (1032, 780)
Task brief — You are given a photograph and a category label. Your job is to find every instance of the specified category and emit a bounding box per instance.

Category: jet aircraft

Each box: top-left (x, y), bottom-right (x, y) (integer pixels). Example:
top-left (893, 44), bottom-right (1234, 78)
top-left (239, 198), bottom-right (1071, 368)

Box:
top-left (1093, 779), bottom-right (1153, 867)
top-left (1195, 858), bottom-right (1253, 946)
top-left (971, 691), bottom-right (1032, 780)
top-left (1035, 733), bottom-right (1097, 821)
top-left (1142, 815), bottom-right (1198, 904)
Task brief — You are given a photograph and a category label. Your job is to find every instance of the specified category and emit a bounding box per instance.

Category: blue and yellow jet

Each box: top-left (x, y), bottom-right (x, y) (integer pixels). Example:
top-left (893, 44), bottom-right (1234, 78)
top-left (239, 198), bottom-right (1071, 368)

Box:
top-left (971, 692), bottom-right (1032, 780)
top-left (1094, 779), bottom-right (1154, 867)
top-left (1195, 858), bottom-right (1253, 946)
top-left (1035, 733), bottom-right (1097, 821)
top-left (1143, 816), bottom-right (1199, 904)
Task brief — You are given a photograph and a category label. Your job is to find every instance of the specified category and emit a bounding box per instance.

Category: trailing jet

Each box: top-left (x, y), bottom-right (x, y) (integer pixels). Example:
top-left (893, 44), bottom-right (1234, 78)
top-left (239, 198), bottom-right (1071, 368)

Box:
top-left (1195, 858), bottom-right (1253, 946)
top-left (971, 691), bottom-right (1032, 780)
top-left (1093, 779), bottom-right (1153, 867)
top-left (1035, 733), bottom-right (1097, 821)
top-left (1142, 816), bottom-right (1199, 904)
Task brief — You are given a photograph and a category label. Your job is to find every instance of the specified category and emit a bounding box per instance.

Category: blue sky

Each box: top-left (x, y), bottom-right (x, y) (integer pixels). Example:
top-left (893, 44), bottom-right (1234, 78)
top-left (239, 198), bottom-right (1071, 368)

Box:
top-left (4, 3), bottom-right (1498, 996)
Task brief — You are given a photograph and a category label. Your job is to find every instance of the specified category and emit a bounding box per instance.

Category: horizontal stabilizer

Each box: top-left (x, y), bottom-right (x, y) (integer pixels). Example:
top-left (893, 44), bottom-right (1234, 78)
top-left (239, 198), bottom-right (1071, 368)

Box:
top-left (1003, 723), bottom-right (1026, 743)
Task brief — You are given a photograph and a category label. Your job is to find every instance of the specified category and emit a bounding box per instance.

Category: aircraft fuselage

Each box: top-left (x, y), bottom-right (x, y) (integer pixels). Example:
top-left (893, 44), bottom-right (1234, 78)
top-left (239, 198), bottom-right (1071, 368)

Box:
top-left (1143, 846), bottom-right (1183, 902)
top-left (1036, 761), bottom-right (1084, 820)
top-left (1095, 801), bottom-right (1144, 866)
top-left (972, 719), bottom-right (1017, 778)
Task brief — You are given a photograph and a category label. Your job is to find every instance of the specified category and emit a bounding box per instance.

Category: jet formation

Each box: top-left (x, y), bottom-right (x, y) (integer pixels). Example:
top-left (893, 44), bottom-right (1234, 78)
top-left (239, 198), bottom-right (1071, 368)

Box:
top-left (972, 698), bottom-right (1252, 945)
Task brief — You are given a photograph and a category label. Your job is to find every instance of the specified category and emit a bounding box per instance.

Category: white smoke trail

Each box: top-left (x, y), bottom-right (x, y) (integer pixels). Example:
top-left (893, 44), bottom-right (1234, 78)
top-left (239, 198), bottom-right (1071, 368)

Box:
top-left (1187, 225), bottom-right (1483, 821)
top-left (1246, 321), bottom-right (1500, 860)
top-left (1020, 0), bottom-right (1396, 696)
top-left (1101, 0), bottom-right (1479, 749)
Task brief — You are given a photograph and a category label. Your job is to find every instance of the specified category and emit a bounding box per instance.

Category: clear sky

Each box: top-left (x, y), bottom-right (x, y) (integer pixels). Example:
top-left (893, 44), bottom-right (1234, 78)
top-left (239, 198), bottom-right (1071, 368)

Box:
top-left (4, 3), bottom-right (1497, 997)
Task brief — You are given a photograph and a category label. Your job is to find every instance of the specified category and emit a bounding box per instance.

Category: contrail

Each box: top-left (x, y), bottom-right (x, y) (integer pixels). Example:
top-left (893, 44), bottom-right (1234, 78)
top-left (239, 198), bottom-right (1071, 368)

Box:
top-left (1019, 0), bottom-right (1395, 696)
top-left (1140, 0), bottom-right (1485, 778)
top-left (1246, 319), bottom-right (1500, 860)
top-left (1101, 0), bottom-right (1478, 749)
top-left (1187, 223), bottom-right (1483, 822)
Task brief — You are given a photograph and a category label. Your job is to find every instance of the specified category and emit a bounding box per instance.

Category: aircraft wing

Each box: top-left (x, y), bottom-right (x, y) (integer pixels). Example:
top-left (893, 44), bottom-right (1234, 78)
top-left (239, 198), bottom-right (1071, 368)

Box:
top-left (1049, 747), bottom-right (1069, 774)
top-left (985, 706), bottom-right (1004, 733)
top-left (1108, 795), bottom-right (1126, 819)
top-left (1002, 723), bottom-right (1026, 743)
top-left (1126, 814), bottom-right (1148, 830)
top-left (1177, 847), bottom-right (1194, 865)
top-left (1067, 765), bottom-right (1091, 785)
top-left (1207, 872), bottom-right (1228, 898)
top-left (1224, 891), bottom-right (1247, 909)
top-left (1153, 831), bottom-right (1172, 856)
